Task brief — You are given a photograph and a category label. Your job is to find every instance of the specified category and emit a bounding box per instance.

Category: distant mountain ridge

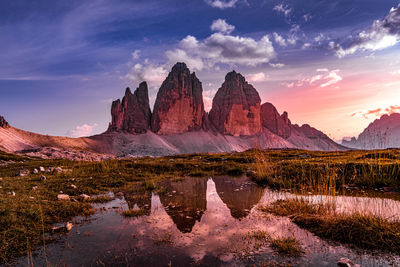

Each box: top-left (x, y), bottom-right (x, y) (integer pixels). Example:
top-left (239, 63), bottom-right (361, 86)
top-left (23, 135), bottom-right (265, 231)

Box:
top-left (0, 62), bottom-right (345, 159)
top-left (342, 113), bottom-right (400, 149)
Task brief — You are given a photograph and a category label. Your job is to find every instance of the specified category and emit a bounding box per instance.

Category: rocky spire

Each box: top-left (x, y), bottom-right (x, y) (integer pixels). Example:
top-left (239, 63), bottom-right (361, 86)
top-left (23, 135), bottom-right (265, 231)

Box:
top-left (151, 62), bottom-right (204, 134)
top-left (0, 116), bottom-right (9, 128)
top-left (108, 82), bottom-right (151, 134)
top-left (209, 71), bottom-right (262, 136)
top-left (260, 103), bottom-right (291, 139)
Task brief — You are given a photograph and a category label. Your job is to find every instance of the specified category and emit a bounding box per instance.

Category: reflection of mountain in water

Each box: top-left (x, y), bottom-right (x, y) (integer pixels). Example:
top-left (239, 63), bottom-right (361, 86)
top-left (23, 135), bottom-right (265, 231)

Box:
top-left (159, 178), bottom-right (207, 233)
top-left (124, 190), bottom-right (152, 216)
top-left (213, 176), bottom-right (264, 219)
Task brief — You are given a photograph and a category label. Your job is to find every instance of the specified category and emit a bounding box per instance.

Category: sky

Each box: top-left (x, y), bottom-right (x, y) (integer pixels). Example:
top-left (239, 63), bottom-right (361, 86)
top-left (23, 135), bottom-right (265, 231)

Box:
top-left (0, 0), bottom-right (399, 141)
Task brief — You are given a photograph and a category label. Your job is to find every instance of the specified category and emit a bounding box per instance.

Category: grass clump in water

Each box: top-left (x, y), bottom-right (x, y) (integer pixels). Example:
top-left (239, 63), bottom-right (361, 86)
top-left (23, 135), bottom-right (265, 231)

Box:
top-left (122, 208), bottom-right (147, 217)
top-left (263, 198), bottom-right (400, 253)
top-left (270, 237), bottom-right (304, 257)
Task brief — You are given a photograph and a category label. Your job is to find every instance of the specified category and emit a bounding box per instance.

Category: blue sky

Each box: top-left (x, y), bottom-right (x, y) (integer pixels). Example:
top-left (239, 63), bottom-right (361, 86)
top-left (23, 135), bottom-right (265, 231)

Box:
top-left (1, 0), bottom-right (399, 140)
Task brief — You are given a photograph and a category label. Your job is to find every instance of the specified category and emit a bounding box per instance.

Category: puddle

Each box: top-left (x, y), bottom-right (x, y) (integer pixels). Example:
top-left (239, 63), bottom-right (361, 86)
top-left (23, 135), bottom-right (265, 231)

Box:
top-left (17, 176), bottom-right (400, 266)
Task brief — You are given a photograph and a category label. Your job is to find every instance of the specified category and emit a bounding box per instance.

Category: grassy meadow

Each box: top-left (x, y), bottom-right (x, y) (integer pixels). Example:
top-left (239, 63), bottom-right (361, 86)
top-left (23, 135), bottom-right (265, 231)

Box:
top-left (1, 149), bottom-right (400, 263)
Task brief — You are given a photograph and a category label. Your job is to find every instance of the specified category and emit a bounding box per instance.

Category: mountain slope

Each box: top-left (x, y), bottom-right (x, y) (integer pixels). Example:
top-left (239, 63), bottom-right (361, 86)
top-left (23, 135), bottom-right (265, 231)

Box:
top-left (342, 113), bottom-right (400, 149)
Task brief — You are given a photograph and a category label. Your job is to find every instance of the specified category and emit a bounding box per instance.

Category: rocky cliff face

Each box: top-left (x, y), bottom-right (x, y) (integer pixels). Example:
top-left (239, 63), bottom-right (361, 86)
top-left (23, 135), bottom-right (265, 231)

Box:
top-left (260, 103), bottom-right (291, 139)
top-left (108, 82), bottom-right (151, 134)
top-left (209, 71), bottom-right (261, 136)
top-left (342, 113), bottom-right (400, 149)
top-left (0, 116), bottom-right (9, 128)
top-left (151, 63), bottom-right (204, 135)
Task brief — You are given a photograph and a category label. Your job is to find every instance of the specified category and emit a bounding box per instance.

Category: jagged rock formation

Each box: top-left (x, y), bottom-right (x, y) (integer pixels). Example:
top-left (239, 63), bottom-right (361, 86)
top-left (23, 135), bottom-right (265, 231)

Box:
top-left (342, 113), bottom-right (400, 149)
top-left (0, 116), bottom-right (9, 128)
top-left (159, 178), bottom-right (207, 233)
top-left (260, 103), bottom-right (291, 139)
top-left (0, 62), bottom-right (347, 159)
top-left (108, 82), bottom-right (151, 134)
top-left (209, 71), bottom-right (261, 136)
top-left (214, 176), bottom-right (264, 219)
top-left (151, 63), bottom-right (204, 135)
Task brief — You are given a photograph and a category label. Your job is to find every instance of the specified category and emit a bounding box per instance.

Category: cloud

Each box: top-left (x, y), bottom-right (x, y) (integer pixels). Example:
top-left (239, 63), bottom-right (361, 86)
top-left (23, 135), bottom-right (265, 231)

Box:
top-left (203, 89), bottom-right (217, 111)
top-left (273, 32), bottom-right (287, 47)
top-left (351, 105), bottom-right (400, 119)
top-left (273, 3), bottom-right (292, 17)
top-left (211, 19), bottom-right (235, 34)
top-left (303, 14), bottom-right (312, 22)
top-left (165, 23), bottom-right (276, 71)
top-left (131, 50), bottom-right (140, 60)
top-left (334, 4), bottom-right (400, 58)
top-left (205, 0), bottom-right (239, 9)
top-left (125, 63), bottom-right (168, 88)
top-left (269, 63), bottom-right (285, 68)
top-left (284, 69), bottom-right (342, 88)
top-left (67, 123), bottom-right (98, 137)
top-left (247, 72), bottom-right (268, 82)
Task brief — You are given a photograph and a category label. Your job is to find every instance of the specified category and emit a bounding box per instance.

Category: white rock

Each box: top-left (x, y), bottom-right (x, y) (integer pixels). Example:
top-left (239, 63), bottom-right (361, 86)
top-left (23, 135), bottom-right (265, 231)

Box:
top-left (79, 194), bottom-right (90, 201)
top-left (55, 167), bottom-right (63, 173)
top-left (39, 166), bottom-right (45, 172)
top-left (57, 194), bottom-right (70, 201)
top-left (69, 184), bottom-right (77, 189)
top-left (32, 169), bottom-right (39, 174)
top-left (65, 222), bottom-right (73, 231)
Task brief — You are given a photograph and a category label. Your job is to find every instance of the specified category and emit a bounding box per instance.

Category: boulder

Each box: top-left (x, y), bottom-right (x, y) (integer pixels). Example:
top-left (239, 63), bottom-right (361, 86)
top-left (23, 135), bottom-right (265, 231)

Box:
top-left (17, 169), bottom-right (30, 177)
top-left (209, 71), bottom-right (261, 136)
top-left (151, 63), bottom-right (204, 134)
top-left (57, 194), bottom-right (70, 201)
top-left (108, 82), bottom-right (152, 134)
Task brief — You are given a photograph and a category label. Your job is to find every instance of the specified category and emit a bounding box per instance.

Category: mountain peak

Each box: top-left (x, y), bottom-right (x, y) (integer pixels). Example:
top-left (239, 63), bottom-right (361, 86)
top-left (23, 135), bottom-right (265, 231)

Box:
top-left (0, 116), bottom-right (9, 128)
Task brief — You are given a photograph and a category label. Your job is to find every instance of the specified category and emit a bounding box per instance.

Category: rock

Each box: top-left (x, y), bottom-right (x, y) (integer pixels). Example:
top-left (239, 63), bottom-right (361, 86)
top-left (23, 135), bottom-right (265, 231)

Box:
top-left (69, 184), bottom-right (77, 190)
top-left (337, 258), bottom-right (360, 267)
top-left (79, 194), bottom-right (90, 201)
top-left (40, 175), bottom-right (47, 181)
top-left (54, 167), bottom-right (63, 173)
top-left (57, 194), bottom-right (70, 201)
top-left (0, 116), bottom-right (10, 128)
top-left (32, 169), bottom-right (39, 174)
top-left (209, 71), bottom-right (261, 136)
top-left (32, 186), bottom-right (38, 190)
top-left (17, 169), bottom-right (30, 177)
top-left (0, 178), bottom-right (3, 181)
top-left (151, 62), bottom-right (204, 134)
top-left (108, 82), bottom-right (152, 134)
top-left (65, 222), bottom-right (73, 231)
top-left (39, 167), bottom-right (45, 172)
top-left (8, 191), bottom-right (16, 196)
top-left (246, 170), bottom-right (257, 177)
top-left (260, 102), bottom-right (291, 139)
top-left (46, 167), bottom-right (54, 173)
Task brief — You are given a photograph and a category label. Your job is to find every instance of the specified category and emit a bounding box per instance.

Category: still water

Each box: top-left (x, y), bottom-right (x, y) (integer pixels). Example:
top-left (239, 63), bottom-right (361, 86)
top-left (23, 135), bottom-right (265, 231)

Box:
top-left (18, 176), bottom-right (400, 266)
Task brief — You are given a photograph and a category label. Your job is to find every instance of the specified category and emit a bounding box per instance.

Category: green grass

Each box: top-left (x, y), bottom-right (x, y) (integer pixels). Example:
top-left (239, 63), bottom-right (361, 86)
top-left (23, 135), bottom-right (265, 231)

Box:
top-left (263, 199), bottom-right (400, 253)
top-left (1, 149), bottom-right (400, 263)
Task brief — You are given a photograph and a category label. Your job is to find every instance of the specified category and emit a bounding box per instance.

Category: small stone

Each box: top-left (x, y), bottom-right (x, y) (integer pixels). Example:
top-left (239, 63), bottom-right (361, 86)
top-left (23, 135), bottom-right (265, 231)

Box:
top-left (246, 170), bottom-right (256, 177)
top-left (40, 175), bottom-right (47, 181)
top-left (39, 166), bottom-right (45, 172)
top-left (0, 178), bottom-right (3, 181)
top-left (57, 194), bottom-right (70, 201)
top-left (55, 167), bottom-right (63, 173)
top-left (32, 169), bottom-right (39, 174)
top-left (337, 258), bottom-right (354, 267)
top-left (79, 194), bottom-right (90, 201)
top-left (29, 196), bottom-right (35, 199)
top-left (17, 169), bottom-right (30, 177)
top-left (9, 191), bottom-right (16, 196)
top-left (69, 184), bottom-right (77, 189)
top-left (32, 186), bottom-right (38, 190)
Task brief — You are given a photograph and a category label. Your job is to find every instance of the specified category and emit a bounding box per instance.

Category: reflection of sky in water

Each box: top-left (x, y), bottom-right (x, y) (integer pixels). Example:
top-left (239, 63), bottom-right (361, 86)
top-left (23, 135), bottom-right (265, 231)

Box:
top-left (17, 177), bottom-right (400, 266)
